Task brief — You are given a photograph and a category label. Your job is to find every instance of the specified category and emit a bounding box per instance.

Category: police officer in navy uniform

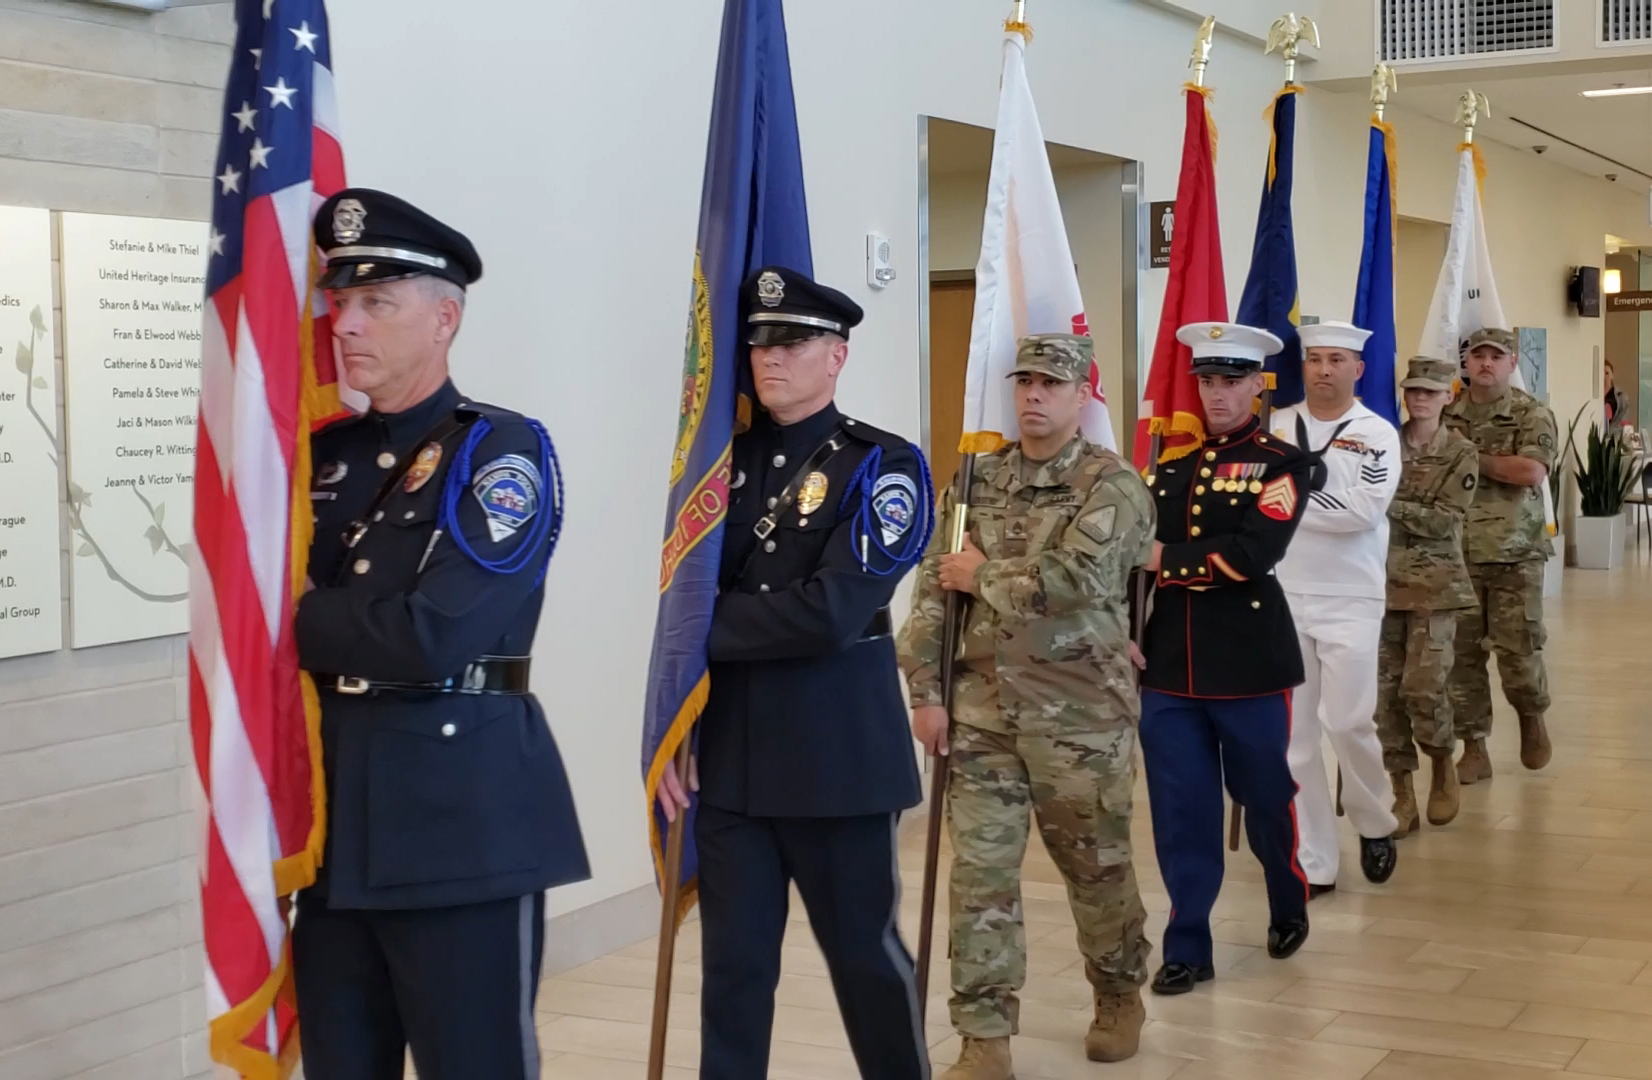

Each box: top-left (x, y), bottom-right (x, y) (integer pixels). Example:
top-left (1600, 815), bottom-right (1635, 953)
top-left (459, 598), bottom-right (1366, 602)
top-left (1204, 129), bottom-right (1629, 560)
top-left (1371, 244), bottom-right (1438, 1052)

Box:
top-left (1135, 322), bottom-right (1315, 996)
top-left (292, 188), bottom-right (589, 1080)
top-left (655, 266), bottom-right (934, 1080)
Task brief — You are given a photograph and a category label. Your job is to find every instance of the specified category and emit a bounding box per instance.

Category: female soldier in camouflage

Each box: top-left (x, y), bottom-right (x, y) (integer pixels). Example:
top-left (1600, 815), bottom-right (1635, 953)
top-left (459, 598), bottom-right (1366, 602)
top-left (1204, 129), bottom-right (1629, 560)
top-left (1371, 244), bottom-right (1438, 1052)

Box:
top-left (1377, 357), bottom-right (1480, 835)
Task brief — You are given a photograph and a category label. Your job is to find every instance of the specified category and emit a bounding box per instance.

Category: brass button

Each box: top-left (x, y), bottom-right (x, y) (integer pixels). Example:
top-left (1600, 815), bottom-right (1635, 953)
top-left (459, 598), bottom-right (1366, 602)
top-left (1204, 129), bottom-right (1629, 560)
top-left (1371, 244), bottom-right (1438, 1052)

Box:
top-left (1252, 600), bottom-right (1261, 609)
top-left (759, 584), bottom-right (771, 593)
top-left (1181, 567), bottom-right (1189, 575)
top-left (353, 559), bottom-right (370, 575)
top-left (1198, 566), bottom-right (1206, 574)
top-left (1195, 485), bottom-right (1206, 495)
top-left (404, 510), bottom-right (416, 520)
top-left (767, 496), bottom-right (778, 509)
top-left (1191, 526), bottom-right (1202, 536)
top-left (373, 511), bottom-right (384, 522)
top-left (773, 454), bottom-right (787, 468)
top-left (1158, 489), bottom-right (1167, 496)
top-left (798, 517), bottom-right (809, 527)
top-left (1258, 435), bottom-right (1269, 444)
top-left (763, 539), bottom-right (776, 553)
top-left (1162, 570), bottom-right (1170, 578)
top-left (1231, 498), bottom-right (1239, 506)
top-left (440, 723), bottom-right (456, 737)
top-left (376, 452), bottom-right (395, 469)
top-left (1201, 468), bottom-right (1212, 478)
top-left (1205, 451), bottom-right (1217, 461)
top-left (1192, 506), bottom-right (1202, 516)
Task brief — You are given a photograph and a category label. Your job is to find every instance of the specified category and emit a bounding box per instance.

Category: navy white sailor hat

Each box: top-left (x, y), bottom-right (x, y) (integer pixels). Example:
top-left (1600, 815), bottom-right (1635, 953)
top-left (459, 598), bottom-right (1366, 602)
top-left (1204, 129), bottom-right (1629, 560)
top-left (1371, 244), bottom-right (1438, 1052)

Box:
top-left (742, 266), bottom-right (864, 346)
top-left (1177, 321), bottom-right (1284, 376)
top-left (313, 188), bottom-right (482, 290)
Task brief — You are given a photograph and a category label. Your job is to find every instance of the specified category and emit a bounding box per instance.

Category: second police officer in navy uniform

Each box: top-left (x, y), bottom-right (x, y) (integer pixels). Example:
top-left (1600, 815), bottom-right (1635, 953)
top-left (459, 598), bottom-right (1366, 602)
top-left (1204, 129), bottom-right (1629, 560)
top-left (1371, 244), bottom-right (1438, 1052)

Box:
top-left (1135, 323), bottom-right (1316, 996)
top-left (292, 189), bottom-right (589, 1080)
top-left (655, 267), bottom-right (935, 1080)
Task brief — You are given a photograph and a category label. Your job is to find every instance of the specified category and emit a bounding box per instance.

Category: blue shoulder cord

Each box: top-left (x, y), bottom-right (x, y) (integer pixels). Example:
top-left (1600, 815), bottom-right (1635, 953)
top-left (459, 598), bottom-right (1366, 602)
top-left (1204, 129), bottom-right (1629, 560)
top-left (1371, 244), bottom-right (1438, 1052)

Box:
top-left (836, 442), bottom-right (936, 576)
top-left (437, 417), bottom-right (565, 588)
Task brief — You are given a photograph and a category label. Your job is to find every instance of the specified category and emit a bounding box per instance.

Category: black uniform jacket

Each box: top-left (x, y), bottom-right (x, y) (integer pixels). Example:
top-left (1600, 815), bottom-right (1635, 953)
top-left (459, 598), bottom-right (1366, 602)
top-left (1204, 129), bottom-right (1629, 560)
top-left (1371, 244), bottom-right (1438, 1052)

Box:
top-left (297, 380), bottom-right (589, 910)
top-left (698, 401), bottom-right (925, 819)
top-left (1141, 417), bottom-right (1314, 699)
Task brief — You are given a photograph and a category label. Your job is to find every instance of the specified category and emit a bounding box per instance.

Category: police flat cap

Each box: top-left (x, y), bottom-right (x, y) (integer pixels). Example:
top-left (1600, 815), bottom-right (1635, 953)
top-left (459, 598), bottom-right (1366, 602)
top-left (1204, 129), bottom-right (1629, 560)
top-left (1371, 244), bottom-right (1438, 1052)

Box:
top-left (314, 188), bottom-right (482, 290)
top-left (742, 266), bottom-right (864, 345)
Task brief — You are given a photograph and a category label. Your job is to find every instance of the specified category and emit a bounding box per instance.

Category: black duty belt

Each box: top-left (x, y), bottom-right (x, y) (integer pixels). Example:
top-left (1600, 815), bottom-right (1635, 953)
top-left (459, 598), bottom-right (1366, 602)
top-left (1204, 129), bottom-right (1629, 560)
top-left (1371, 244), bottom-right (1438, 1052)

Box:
top-left (319, 656), bottom-right (531, 696)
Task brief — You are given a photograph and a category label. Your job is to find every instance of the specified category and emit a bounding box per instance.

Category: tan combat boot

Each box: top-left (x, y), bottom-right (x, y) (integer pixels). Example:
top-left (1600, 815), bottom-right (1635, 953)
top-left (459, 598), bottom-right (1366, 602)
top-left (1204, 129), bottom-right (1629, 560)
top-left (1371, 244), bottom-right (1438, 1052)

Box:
top-left (1456, 738), bottom-right (1492, 785)
top-left (942, 1036), bottom-right (1014, 1080)
top-left (1519, 714), bottom-right (1552, 770)
top-left (1390, 772), bottom-right (1419, 837)
top-left (1425, 748), bottom-right (1460, 825)
top-left (1085, 989), bottom-right (1145, 1062)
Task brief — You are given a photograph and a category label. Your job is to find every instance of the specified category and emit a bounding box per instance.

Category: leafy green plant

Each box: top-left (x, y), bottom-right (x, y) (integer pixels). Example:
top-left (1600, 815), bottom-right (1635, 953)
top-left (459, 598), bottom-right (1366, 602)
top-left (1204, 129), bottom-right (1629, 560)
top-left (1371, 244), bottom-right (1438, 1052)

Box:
top-left (1567, 404), bottom-right (1640, 517)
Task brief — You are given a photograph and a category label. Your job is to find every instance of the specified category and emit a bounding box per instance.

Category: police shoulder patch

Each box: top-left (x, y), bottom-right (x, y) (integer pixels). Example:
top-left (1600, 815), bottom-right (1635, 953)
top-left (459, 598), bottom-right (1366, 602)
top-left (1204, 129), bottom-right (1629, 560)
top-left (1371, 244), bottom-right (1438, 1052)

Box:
top-left (871, 471), bottom-right (918, 545)
top-left (471, 454), bottom-right (542, 542)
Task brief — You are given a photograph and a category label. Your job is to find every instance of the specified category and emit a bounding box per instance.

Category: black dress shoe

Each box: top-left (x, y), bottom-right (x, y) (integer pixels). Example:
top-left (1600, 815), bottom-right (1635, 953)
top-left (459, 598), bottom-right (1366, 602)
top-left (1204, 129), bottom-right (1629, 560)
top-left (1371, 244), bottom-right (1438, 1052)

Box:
top-left (1308, 882), bottom-right (1336, 900)
top-left (1150, 962), bottom-right (1215, 995)
top-left (1267, 917), bottom-right (1310, 959)
top-left (1360, 835), bottom-right (1398, 883)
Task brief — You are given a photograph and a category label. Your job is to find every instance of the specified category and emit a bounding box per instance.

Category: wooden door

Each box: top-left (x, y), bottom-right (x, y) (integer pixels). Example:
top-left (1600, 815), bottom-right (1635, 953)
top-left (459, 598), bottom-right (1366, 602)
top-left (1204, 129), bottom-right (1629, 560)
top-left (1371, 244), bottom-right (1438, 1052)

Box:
top-left (928, 276), bottom-right (975, 490)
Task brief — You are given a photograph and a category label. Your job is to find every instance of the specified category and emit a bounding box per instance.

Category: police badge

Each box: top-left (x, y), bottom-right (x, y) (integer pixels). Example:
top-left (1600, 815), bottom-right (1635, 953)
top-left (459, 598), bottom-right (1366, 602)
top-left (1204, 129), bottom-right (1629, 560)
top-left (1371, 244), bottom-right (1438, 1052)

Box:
top-left (797, 471), bottom-right (829, 516)
top-left (871, 473), bottom-right (917, 546)
top-left (756, 270), bottom-right (785, 308)
top-left (333, 197), bottom-right (367, 245)
top-left (403, 442), bottom-right (443, 492)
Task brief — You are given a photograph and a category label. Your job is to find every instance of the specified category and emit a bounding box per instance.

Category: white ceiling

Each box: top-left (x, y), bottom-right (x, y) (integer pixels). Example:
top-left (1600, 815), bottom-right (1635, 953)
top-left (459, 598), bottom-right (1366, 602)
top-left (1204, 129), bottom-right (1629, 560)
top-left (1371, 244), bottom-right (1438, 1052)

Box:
top-left (1347, 66), bottom-right (1652, 196)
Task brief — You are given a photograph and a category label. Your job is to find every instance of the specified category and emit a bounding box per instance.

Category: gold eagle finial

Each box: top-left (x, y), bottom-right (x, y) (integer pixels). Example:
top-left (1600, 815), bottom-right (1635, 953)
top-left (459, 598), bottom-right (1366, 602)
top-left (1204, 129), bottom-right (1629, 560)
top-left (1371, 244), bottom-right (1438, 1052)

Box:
top-left (1265, 13), bottom-right (1319, 85)
top-left (1371, 63), bottom-right (1398, 118)
top-left (1455, 89), bottom-right (1491, 141)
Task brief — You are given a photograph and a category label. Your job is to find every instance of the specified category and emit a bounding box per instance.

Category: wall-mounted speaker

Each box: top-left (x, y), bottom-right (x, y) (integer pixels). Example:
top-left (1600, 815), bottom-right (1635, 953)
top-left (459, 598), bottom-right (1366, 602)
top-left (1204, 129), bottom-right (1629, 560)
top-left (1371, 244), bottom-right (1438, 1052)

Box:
top-left (1570, 266), bottom-right (1601, 318)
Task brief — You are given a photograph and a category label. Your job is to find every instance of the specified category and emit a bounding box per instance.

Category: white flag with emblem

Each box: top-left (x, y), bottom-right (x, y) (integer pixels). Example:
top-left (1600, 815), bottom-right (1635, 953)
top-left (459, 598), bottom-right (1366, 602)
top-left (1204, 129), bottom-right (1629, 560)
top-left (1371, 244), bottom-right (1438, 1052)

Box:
top-left (957, 28), bottom-right (1115, 454)
top-left (1418, 144), bottom-right (1555, 534)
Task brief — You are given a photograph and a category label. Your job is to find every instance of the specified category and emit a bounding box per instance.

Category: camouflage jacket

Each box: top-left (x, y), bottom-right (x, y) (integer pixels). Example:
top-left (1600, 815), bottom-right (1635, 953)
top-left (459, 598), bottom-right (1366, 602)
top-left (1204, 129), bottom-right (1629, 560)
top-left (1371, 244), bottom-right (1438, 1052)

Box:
top-left (1386, 423), bottom-right (1478, 612)
top-left (896, 436), bottom-right (1154, 736)
top-left (1443, 386), bottom-right (1556, 564)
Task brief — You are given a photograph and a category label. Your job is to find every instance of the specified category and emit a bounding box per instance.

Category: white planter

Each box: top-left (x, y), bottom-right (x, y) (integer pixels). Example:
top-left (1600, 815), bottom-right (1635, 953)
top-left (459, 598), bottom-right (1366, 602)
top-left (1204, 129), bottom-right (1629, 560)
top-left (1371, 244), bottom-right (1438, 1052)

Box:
top-left (1574, 514), bottom-right (1625, 570)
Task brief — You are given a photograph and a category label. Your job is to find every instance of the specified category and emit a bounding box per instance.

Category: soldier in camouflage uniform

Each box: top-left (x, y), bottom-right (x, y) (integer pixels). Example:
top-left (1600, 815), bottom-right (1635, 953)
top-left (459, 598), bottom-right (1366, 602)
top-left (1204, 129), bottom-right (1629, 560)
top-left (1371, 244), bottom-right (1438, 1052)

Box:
top-left (1441, 327), bottom-right (1557, 783)
top-left (897, 334), bottom-right (1154, 1080)
top-left (1378, 357), bottom-right (1480, 837)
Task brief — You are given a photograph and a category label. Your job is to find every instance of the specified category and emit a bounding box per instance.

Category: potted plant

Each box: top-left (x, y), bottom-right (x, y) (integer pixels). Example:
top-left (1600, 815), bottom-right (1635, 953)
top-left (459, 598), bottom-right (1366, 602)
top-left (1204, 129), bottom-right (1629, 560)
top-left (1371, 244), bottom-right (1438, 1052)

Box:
top-left (1568, 405), bottom-right (1638, 570)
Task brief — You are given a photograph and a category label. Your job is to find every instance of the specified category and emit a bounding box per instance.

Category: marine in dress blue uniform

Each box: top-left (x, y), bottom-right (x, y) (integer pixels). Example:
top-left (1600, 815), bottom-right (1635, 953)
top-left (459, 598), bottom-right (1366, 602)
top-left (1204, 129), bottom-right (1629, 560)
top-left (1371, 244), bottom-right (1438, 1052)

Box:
top-left (291, 188), bottom-right (589, 1080)
top-left (1135, 323), bottom-right (1316, 995)
top-left (694, 267), bottom-right (934, 1079)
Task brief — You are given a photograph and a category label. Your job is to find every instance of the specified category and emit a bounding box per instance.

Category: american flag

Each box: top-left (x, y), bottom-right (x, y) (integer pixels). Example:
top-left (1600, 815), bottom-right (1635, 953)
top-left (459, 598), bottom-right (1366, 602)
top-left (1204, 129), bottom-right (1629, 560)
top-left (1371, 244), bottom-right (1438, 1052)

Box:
top-left (190, 0), bottom-right (347, 1074)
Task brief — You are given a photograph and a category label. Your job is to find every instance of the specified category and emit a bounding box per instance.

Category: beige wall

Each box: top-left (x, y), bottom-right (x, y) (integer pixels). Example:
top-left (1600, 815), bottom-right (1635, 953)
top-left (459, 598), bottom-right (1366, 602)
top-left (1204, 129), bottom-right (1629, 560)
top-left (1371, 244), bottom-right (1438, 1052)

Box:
top-left (0, 3), bottom-right (228, 1079)
top-left (1396, 217), bottom-right (1448, 369)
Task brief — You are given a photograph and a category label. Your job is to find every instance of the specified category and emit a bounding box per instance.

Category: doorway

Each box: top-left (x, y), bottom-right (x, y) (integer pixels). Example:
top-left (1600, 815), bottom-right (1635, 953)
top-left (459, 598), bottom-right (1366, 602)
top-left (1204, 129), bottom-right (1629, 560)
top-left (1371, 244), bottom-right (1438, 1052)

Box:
top-left (917, 116), bottom-right (1142, 482)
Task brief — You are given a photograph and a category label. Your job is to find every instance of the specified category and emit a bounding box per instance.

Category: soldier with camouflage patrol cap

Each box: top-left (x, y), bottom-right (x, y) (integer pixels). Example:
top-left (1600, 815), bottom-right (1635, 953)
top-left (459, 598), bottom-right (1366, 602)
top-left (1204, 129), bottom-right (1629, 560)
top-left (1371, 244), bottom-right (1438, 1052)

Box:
top-left (898, 332), bottom-right (1155, 1078)
top-left (1441, 327), bottom-right (1557, 783)
top-left (1378, 357), bottom-right (1480, 836)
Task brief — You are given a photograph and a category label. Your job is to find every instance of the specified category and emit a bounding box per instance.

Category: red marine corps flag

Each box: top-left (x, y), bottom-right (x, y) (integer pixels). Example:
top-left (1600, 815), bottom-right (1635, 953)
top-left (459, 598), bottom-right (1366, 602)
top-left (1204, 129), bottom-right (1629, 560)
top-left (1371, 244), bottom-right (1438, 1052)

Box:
top-left (190, 0), bottom-right (350, 1074)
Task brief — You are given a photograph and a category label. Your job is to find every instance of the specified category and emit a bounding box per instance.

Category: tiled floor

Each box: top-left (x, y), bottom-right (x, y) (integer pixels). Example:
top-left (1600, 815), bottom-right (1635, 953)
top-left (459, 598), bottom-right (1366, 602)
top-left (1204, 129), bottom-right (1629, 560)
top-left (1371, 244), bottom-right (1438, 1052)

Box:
top-left (538, 553), bottom-right (1652, 1078)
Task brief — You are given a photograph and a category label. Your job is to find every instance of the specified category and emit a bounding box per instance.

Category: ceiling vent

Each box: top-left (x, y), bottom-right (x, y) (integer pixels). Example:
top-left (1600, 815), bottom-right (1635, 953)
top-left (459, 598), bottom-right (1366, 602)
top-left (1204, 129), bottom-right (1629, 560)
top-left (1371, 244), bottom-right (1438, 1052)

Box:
top-left (1379, 0), bottom-right (1556, 63)
top-left (1600, 0), bottom-right (1652, 44)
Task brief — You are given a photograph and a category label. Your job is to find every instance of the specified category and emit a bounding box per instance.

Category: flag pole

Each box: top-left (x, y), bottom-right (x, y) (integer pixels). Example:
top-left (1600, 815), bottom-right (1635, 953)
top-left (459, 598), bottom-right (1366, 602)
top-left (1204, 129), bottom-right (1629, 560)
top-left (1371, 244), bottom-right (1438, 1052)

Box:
top-left (646, 739), bottom-right (693, 1080)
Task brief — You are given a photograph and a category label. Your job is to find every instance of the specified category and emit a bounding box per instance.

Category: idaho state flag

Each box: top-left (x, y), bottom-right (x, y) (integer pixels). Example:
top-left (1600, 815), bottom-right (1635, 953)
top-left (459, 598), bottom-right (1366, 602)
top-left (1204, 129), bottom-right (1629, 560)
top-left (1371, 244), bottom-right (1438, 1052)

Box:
top-left (641, 0), bottom-right (811, 925)
top-left (1135, 84), bottom-right (1227, 467)
top-left (1236, 86), bottom-right (1302, 408)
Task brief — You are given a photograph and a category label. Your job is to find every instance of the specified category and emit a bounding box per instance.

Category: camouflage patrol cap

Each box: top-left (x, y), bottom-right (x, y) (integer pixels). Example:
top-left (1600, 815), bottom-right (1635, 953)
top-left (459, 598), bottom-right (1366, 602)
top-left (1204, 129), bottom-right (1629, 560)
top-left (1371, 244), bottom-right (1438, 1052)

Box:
top-left (1464, 327), bottom-right (1516, 355)
top-left (1009, 334), bottom-right (1093, 382)
top-left (1400, 356), bottom-right (1456, 392)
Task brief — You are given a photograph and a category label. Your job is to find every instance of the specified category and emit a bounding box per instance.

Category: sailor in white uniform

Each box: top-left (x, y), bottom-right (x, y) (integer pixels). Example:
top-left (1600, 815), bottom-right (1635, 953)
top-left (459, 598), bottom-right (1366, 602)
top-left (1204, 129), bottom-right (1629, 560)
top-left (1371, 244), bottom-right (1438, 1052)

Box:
top-left (1270, 320), bottom-right (1401, 893)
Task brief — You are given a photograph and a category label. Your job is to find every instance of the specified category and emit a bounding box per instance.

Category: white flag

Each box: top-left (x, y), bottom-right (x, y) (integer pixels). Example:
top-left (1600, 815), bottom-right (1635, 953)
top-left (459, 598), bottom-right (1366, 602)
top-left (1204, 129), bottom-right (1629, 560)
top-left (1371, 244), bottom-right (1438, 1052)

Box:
top-left (1419, 145), bottom-right (1554, 530)
top-left (959, 30), bottom-right (1114, 453)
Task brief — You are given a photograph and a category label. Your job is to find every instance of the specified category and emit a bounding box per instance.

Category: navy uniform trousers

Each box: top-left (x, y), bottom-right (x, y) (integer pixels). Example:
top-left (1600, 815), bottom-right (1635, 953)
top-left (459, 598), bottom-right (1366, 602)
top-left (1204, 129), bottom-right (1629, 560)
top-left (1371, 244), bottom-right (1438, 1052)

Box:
top-left (292, 891), bottom-right (546, 1080)
top-left (696, 804), bottom-right (929, 1080)
top-left (1139, 690), bottom-right (1309, 968)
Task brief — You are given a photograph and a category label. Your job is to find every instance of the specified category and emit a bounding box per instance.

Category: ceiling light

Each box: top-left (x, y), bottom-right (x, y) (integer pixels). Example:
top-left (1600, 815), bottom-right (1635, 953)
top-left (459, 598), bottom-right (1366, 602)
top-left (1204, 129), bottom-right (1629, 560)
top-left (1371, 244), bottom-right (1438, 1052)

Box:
top-left (1581, 86), bottom-right (1652, 98)
top-left (1605, 269), bottom-right (1623, 294)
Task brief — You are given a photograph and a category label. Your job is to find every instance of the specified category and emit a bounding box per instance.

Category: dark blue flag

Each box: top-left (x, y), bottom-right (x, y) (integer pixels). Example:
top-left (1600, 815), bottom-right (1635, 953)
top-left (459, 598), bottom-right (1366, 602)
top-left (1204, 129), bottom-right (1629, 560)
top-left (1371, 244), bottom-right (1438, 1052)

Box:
top-left (1237, 88), bottom-right (1302, 407)
top-left (642, 0), bottom-right (811, 923)
top-left (1353, 118), bottom-right (1400, 426)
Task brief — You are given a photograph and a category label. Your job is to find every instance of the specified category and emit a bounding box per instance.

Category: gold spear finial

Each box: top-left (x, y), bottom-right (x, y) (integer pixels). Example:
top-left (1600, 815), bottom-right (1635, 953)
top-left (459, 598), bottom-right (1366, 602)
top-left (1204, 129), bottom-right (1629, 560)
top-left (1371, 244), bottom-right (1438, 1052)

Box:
top-left (1371, 63), bottom-right (1398, 120)
top-left (1265, 12), bottom-right (1319, 86)
top-left (1005, 0), bottom-right (1032, 40)
top-left (1455, 89), bottom-right (1491, 142)
top-left (1189, 15), bottom-right (1216, 87)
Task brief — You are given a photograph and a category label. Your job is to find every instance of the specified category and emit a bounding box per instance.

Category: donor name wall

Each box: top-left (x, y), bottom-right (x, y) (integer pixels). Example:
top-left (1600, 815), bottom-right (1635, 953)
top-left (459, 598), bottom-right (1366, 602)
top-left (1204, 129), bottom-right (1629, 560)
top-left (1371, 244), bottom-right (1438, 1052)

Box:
top-left (60, 212), bottom-right (207, 649)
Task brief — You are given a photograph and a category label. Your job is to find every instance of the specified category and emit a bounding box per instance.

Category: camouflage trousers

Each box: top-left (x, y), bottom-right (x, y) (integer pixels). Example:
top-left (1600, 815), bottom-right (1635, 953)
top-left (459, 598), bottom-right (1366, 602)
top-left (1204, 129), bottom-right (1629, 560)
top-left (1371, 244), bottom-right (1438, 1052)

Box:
top-left (1375, 610), bottom-right (1458, 774)
top-left (945, 722), bottom-right (1149, 1038)
top-left (1449, 560), bottom-right (1550, 741)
